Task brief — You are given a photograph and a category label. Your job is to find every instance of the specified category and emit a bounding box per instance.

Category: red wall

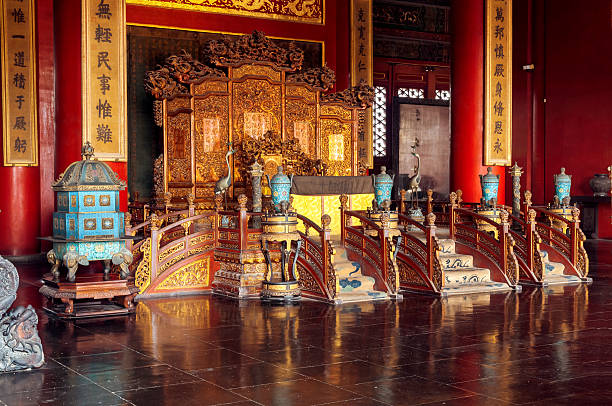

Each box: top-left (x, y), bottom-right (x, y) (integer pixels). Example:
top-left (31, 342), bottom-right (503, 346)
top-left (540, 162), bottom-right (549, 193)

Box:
top-left (513, 0), bottom-right (612, 237)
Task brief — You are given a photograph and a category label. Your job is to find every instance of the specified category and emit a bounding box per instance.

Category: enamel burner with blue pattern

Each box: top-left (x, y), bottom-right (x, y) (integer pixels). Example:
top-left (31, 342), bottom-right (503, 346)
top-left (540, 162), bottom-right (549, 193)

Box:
top-left (266, 166), bottom-right (293, 209)
top-left (372, 166), bottom-right (394, 208)
top-left (479, 167), bottom-right (500, 205)
top-left (554, 167), bottom-right (572, 203)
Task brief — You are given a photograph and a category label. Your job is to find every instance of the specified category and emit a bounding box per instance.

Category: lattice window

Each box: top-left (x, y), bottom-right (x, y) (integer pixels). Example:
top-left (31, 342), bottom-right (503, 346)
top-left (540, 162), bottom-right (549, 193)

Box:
top-left (397, 87), bottom-right (425, 99)
top-left (435, 89), bottom-right (451, 101)
top-left (373, 86), bottom-right (387, 158)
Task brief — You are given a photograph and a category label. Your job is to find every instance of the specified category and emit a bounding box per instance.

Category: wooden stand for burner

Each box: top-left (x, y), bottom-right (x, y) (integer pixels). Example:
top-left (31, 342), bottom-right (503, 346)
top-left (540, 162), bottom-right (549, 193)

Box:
top-left (39, 273), bottom-right (138, 318)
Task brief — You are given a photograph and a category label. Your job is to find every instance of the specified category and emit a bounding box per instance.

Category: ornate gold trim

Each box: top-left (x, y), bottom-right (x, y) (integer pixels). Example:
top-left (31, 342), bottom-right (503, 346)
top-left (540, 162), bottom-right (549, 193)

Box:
top-left (126, 23), bottom-right (326, 66)
top-left (126, 0), bottom-right (325, 25)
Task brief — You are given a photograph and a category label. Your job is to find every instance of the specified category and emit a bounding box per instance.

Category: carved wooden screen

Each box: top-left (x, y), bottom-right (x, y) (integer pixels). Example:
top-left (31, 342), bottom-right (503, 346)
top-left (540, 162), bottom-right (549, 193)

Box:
top-left (145, 31), bottom-right (373, 208)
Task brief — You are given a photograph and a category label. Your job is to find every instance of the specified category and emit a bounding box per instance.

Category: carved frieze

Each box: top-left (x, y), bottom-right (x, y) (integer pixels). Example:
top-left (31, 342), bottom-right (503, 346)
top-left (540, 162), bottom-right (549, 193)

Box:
top-left (205, 30), bottom-right (304, 70)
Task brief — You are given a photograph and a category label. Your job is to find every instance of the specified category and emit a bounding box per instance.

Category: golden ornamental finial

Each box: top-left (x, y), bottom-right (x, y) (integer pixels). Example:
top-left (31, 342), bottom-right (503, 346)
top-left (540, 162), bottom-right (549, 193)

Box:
top-left (426, 212), bottom-right (436, 226)
top-left (237, 194), bottom-right (248, 210)
top-left (321, 214), bottom-right (331, 230)
top-left (82, 141), bottom-right (95, 160)
top-left (339, 194), bottom-right (348, 210)
top-left (449, 192), bottom-right (457, 206)
top-left (524, 190), bottom-right (532, 206)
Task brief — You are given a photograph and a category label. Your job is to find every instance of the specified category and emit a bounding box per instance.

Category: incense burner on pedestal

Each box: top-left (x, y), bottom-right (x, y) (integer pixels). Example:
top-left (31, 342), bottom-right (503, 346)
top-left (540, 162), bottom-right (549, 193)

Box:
top-left (39, 143), bottom-right (137, 317)
top-left (548, 167), bottom-right (573, 234)
top-left (260, 167), bottom-right (302, 302)
top-left (366, 167), bottom-right (399, 236)
top-left (476, 167), bottom-right (502, 238)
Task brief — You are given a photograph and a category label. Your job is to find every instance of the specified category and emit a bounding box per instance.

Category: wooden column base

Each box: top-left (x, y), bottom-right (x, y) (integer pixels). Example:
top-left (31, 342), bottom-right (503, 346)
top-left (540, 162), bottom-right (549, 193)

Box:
top-left (39, 273), bottom-right (139, 318)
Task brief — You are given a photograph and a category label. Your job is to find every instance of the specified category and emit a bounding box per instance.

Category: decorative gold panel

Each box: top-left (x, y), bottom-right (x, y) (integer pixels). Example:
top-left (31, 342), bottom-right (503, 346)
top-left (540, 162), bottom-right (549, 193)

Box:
top-left (157, 257), bottom-right (210, 290)
top-left (233, 64), bottom-right (281, 81)
top-left (233, 78), bottom-right (282, 141)
top-left (194, 95), bottom-right (229, 185)
top-left (320, 119), bottom-right (352, 176)
top-left (321, 105), bottom-right (352, 121)
top-left (167, 112), bottom-right (192, 184)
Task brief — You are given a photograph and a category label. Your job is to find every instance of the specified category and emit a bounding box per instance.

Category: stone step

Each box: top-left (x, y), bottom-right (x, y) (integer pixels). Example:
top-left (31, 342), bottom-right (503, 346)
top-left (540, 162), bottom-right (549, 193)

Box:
top-left (439, 253), bottom-right (473, 269)
top-left (338, 275), bottom-right (376, 293)
top-left (438, 238), bottom-right (455, 254)
top-left (542, 274), bottom-right (582, 285)
top-left (442, 281), bottom-right (512, 296)
top-left (544, 261), bottom-right (565, 276)
top-left (336, 290), bottom-right (389, 303)
top-left (444, 267), bottom-right (491, 287)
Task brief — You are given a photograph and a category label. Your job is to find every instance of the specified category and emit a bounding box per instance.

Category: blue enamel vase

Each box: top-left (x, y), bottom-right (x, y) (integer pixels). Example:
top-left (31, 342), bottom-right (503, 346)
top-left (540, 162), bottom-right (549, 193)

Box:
top-left (267, 166), bottom-right (293, 207)
top-left (479, 167), bottom-right (500, 204)
top-left (554, 167), bottom-right (572, 202)
top-left (372, 166), bottom-right (394, 208)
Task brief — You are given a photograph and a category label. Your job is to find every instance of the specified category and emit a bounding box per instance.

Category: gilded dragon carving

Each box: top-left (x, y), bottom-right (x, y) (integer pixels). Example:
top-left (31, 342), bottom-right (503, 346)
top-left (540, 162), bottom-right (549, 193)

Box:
top-left (205, 30), bottom-right (304, 70)
top-left (286, 65), bottom-right (336, 91)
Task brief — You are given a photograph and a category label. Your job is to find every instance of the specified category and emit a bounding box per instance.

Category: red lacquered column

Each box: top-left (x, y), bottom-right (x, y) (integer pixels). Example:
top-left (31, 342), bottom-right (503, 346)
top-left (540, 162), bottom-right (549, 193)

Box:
top-left (0, 0), bottom-right (56, 257)
top-left (0, 166), bottom-right (41, 256)
top-left (450, 0), bottom-right (505, 204)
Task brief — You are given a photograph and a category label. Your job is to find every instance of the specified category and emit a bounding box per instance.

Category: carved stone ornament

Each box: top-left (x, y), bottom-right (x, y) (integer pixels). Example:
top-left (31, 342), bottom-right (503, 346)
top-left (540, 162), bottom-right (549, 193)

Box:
top-left (320, 79), bottom-right (375, 108)
top-left (0, 256), bottom-right (45, 372)
top-left (286, 64), bottom-right (336, 91)
top-left (205, 30), bottom-right (304, 71)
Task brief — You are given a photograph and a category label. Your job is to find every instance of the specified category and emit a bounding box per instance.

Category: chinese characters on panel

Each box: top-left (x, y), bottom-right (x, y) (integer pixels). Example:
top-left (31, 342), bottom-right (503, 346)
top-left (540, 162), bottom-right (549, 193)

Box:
top-left (82, 0), bottom-right (126, 160)
top-left (485, 0), bottom-right (512, 166)
top-left (351, 0), bottom-right (373, 168)
top-left (1, 0), bottom-right (38, 166)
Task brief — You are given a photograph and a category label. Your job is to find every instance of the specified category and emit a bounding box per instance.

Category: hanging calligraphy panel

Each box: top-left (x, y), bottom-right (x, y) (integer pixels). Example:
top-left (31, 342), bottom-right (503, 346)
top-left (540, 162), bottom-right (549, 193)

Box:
top-left (1, 0), bottom-right (38, 166)
top-left (82, 0), bottom-right (127, 161)
top-left (350, 0), bottom-right (373, 169)
top-left (484, 0), bottom-right (512, 166)
top-left (126, 0), bottom-right (323, 25)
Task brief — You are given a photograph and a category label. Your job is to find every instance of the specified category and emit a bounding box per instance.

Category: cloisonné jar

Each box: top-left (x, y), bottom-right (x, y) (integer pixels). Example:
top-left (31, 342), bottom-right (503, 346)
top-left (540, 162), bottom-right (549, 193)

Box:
top-left (372, 166), bottom-right (394, 208)
top-left (266, 166), bottom-right (294, 208)
top-left (554, 167), bottom-right (572, 202)
top-left (479, 167), bottom-right (500, 204)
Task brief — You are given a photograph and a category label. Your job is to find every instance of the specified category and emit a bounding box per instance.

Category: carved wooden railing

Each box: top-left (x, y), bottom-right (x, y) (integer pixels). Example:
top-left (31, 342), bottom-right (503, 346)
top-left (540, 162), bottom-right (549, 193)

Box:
top-left (127, 207), bottom-right (217, 296)
top-left (505, 208), bottom-right (544, 284)
top-left (396, 212), bottom-right (443, 294)
top-left (448, 203), bottom-right (520, 288)
top-left (340, 196), bottom-right (400, 296)
top-left (529, 205), bottom-right (589, 280)
top-left (294, 213), bottom-right (337, 302)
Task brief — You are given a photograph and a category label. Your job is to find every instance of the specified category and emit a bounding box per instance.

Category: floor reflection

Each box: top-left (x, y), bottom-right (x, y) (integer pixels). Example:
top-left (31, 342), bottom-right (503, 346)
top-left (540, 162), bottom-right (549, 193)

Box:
top-left (1, 240), bottom-right (611, 405)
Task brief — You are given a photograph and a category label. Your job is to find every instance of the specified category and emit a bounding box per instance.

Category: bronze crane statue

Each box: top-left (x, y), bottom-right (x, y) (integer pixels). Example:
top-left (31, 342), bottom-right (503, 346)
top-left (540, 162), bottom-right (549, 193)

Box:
top-left (405, 138), bottom-right (421, 209)
top-left (215, 143), bottom-right (236, 209)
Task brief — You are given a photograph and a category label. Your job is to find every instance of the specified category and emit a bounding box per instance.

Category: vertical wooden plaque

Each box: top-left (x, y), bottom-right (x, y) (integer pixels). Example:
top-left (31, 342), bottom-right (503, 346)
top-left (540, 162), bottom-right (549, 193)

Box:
top-left (82, 0), bottom-right (127, 161)
top-left (350, 0), bottom-right (373, 169)
top-left (484, 0), bottom-right (512, 166)
top-left (1, 0), bottom-right (38, 166)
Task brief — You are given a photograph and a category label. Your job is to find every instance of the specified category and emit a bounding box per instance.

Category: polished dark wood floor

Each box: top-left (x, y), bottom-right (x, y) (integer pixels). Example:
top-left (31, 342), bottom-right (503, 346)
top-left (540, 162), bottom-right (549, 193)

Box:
top-left (2, 240), bottom-right (612, 405)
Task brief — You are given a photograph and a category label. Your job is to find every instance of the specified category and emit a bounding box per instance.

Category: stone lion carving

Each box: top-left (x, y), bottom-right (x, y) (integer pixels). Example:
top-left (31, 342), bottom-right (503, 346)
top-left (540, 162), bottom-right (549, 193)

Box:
top-left (0, 256), bottom-right (44, 372)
